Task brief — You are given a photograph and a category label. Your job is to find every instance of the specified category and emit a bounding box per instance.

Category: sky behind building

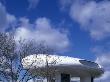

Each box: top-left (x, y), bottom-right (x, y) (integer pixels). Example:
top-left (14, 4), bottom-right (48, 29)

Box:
top-left (0, 0), bottom-right (110, 82)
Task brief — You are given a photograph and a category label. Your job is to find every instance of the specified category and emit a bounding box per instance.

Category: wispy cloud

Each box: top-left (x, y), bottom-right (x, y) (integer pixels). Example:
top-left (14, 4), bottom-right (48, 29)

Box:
top-left (0, 2), bottom-right (7, 31)
top-left (0, 2), bottom-right (18, 32)
top-left (60, 0), bottom-right (110, 40)
top-left (59, 0), bottom-right (72, 10)
top-left (93, 50), bottom-right (110, 82)
top-left (70, 0), bottom-right (110, 40)
top-left (91, 42), bottom-right (110, 82)
top-left (28, 0), bottom-right (40, 9)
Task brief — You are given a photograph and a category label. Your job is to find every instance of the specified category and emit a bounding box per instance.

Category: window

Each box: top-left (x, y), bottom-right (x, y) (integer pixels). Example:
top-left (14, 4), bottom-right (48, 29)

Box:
top-left (71, 77), bottom-right (80, 82)
top-left (61, 73), bottom-right (70, 82)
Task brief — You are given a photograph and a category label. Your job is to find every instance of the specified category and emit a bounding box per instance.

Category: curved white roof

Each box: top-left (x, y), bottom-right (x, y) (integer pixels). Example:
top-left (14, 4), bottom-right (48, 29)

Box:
top-left (22, 54), bottom-right (81, 68)
top-left (22, 54), bottom-right (102, 68)
top-left (22, 54), bottom-right (104, 77)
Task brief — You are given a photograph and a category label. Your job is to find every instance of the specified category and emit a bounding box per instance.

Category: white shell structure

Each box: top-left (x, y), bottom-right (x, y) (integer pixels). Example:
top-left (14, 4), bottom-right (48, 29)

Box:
top-left (22, 54), bottom-right (104, 78)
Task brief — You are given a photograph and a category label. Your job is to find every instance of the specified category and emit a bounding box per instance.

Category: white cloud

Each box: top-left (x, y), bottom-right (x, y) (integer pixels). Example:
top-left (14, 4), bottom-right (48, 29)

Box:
top-left (95, 71), bottom-right (110, 82)
top-left (28, 0), bottom-right (40, 9)
top-left (59, 0), bottom-right (72, 10)
top-left (0, 2), bottom-right (7, 31)
top-left (92, 45), bottom-right (110, 82)
top-left (6, 13), bottom-right (17, 30)
top-left (15, 17), bottom-right (69, 51)
top-left (7, 14), bottom-right (16, 25)
top-left (70, 1), bottom-right (110, 40)
top-left (60, 0), bottom-right (110, 40)
top-left (0, 2), bottom-right (17, 31)
top-left (96, 55), bottom-right (110, 69)
top-left (60, 0), bottom-right (110, 81)
top-left (0, 1), bottom-right (70, 51)
top-left (95, 55), bottom-right (110, 82)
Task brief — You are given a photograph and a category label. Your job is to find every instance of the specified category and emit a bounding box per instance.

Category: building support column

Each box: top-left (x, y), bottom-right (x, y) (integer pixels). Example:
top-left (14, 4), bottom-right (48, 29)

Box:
top-left (80, 76), bottom-right (93, 82)
top-left (55, 73), bottom-right (61, 82)
top-left (55, 73), bottom-right (70, 82)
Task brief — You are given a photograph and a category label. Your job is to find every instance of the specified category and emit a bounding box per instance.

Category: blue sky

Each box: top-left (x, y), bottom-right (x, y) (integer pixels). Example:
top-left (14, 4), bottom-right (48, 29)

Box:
top-left (0, 0), bottom-right (110, 82)
top-left (5, 0), bottom-right (95, 60)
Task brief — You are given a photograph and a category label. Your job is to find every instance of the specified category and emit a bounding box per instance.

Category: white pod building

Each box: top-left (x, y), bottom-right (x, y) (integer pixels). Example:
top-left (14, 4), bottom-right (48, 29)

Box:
top-left (22, 54), bottom-right (104, 82)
